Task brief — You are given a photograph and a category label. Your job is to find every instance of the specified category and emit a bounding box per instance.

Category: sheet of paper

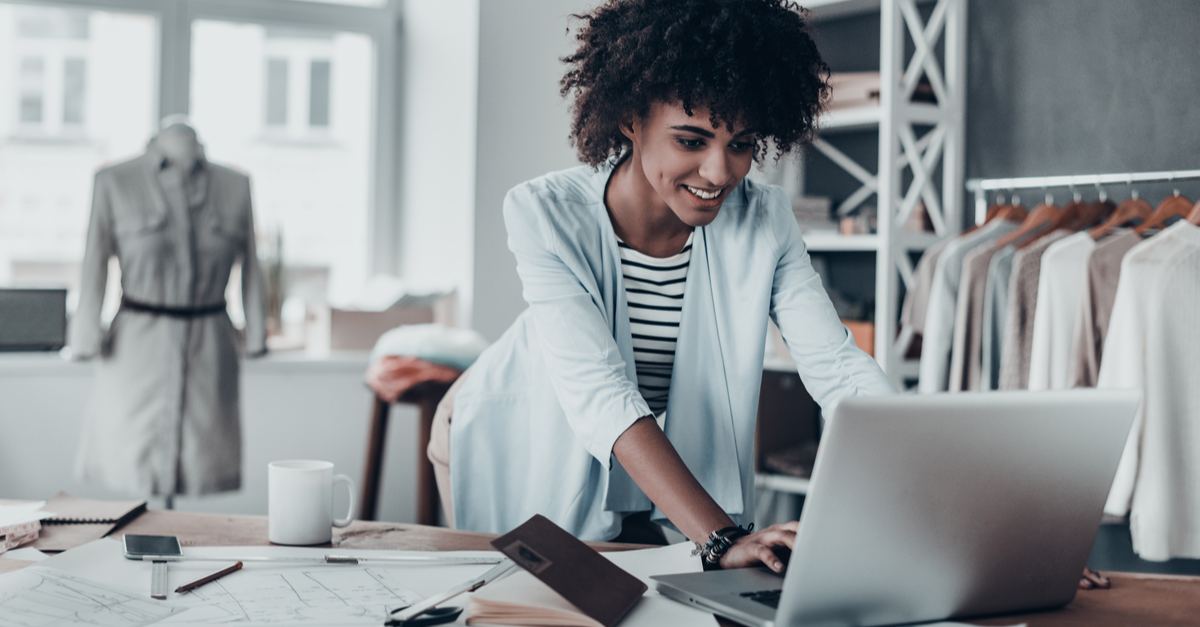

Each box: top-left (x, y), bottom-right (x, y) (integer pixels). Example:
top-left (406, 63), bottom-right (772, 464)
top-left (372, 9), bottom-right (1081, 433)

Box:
top-left (158, 566), bottom-right (423, 625)
top-left (36, 539), bottom-right (504, 626)
top-left (0, 567), bottom-right (183, 626)
top-left (0, 502), bottom-right (54, 527)
top-left (602, 542), bottom-right (719, 627)
top-left (0, 548), bottom-right (48, 562)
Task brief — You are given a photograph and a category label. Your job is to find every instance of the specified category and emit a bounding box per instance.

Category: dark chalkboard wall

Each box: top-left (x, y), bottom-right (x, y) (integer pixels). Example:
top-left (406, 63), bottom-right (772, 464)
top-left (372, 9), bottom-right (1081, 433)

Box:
top-left (807, 0), bottom-right (1200, 228)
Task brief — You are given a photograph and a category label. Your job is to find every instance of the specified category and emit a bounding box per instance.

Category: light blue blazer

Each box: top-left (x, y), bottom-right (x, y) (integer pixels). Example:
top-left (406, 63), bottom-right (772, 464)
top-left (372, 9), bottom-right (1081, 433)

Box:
top-left (451, 164), bottom-right (894, 541)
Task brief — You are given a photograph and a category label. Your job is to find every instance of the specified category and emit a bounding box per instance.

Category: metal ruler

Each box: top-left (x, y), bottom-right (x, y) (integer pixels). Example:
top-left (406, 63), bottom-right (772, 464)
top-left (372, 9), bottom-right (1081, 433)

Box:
top-left (151, 561), bottom-right (169, 599)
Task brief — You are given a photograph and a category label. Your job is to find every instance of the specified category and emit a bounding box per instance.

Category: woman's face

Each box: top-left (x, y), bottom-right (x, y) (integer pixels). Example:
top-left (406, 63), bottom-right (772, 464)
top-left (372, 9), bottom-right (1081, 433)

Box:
top-left (623, 101), bottom-right (757, 227)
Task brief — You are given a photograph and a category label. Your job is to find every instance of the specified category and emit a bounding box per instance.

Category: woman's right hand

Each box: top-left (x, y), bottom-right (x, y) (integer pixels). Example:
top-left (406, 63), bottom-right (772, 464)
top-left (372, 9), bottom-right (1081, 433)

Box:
top-left (718, 521), bottom-right (799, 573)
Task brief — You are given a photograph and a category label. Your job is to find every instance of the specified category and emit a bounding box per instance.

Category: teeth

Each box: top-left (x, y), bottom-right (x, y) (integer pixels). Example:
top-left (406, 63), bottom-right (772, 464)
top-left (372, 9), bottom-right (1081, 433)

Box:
top-left (687, 186), bottom-right (721, 200)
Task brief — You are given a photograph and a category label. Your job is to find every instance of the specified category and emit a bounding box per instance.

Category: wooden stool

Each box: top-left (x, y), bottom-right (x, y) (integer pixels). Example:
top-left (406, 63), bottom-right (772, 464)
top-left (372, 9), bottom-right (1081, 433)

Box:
top-left (360, 380), bottom-right (455, 524)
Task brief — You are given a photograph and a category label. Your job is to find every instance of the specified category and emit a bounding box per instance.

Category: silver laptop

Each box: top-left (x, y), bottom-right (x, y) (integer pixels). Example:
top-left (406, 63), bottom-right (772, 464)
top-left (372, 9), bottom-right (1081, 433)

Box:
top-left (653, 389), bottom-right (1139, 627)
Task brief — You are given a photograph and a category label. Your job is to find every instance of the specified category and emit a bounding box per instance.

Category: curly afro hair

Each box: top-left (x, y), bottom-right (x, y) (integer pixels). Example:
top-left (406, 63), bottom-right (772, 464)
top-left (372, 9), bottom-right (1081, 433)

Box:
top-left (560, 0), bottom-right (830, 167)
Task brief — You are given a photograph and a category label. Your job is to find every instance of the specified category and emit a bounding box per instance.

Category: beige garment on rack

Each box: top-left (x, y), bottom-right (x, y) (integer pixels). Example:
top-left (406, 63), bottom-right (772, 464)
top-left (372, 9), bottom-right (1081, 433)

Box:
top-left (899, 236), bottom-right (952, 337)
top-left (1067, 230), bottom-right (1141, 388)
top-left (998, 229), bottom-right (1071, 390)
top-left (1100, 221), bottom-right (1200, 561)
top-left (948, 241), bottom-right (1006, 391)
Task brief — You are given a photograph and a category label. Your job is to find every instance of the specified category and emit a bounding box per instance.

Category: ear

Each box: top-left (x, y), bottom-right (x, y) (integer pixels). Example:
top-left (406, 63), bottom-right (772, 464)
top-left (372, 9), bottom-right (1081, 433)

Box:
top-left (617, 115), bottom-right (639, 143)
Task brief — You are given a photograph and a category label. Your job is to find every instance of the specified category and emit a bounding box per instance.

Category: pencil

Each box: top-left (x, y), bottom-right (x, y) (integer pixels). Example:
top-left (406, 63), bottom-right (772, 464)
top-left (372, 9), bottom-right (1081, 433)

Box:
top-left (175, 561), bottom-right (243, 593)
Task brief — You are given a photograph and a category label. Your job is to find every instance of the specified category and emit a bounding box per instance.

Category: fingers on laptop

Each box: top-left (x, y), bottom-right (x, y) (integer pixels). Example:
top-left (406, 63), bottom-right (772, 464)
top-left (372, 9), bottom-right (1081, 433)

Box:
top-left (719, 524), bottom-right (798, 572)
top-left (1079, 567), bottom-right (1111, 590)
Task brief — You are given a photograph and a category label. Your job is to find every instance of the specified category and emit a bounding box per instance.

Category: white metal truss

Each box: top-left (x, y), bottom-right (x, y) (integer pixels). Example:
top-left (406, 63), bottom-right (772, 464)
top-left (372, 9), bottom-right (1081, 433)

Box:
top-left (811, 0), bottom-right (966, 388)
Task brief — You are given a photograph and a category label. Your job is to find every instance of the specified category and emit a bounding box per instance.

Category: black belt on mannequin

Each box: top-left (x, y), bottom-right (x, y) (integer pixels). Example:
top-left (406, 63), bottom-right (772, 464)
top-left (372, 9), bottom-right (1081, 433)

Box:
top-left (120, 296), bottom-right (227, 318)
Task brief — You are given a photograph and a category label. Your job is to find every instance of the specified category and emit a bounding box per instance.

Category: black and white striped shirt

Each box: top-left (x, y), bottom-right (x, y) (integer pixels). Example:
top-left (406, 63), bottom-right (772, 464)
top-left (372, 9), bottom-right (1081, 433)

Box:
top-left (619, 231), bottom-right (693, 417)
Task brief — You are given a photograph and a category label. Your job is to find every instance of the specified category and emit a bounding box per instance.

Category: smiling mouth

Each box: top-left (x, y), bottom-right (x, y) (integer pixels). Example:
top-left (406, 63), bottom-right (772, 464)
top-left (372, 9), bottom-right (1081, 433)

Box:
top-left (685, 185), bottom-right (722, 200)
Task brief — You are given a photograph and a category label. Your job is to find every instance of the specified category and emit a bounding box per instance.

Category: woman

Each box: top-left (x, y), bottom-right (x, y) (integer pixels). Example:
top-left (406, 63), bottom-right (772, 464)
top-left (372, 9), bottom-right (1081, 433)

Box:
top-left (428, 0), bottom-right (892, 572)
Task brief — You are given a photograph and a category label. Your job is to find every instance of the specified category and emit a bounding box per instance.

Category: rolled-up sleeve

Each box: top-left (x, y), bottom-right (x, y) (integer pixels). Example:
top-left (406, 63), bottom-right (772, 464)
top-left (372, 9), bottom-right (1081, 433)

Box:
top-left (504, 185), bottom-right (651, 469)
top-left (765, 187), bottom-right (894, 410)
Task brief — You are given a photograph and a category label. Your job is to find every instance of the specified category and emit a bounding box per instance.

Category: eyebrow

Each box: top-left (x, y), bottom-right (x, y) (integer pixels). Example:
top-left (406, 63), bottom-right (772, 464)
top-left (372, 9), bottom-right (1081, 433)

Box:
top-left (669, 125), bottom-right (757, 138)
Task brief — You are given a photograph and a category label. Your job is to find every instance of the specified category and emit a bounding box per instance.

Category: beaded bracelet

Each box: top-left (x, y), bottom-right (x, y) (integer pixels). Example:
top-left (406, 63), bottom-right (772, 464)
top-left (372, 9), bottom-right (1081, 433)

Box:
top-left (691, 523), bottom-right (754, 568)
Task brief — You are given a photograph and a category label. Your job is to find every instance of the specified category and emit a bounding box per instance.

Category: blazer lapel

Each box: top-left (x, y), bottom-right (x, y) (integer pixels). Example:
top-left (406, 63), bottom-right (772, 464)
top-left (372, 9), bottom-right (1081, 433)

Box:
top-left (662, 226), bottom-right (744, 515)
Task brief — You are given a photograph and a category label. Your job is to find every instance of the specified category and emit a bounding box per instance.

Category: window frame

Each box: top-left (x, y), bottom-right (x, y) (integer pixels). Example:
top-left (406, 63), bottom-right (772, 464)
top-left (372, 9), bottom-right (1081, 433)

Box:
top-left (5, 0), bottom-right (403, 275)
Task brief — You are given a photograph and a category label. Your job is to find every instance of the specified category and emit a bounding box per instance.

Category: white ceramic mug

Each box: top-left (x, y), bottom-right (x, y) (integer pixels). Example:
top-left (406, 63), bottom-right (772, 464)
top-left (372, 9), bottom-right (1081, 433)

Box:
top-left (268, 460), bottom-right (356, 545)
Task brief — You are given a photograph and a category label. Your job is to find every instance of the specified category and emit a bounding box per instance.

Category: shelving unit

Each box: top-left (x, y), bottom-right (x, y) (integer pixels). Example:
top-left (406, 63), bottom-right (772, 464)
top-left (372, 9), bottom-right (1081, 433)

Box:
top-left (800, 0), bottom-right (967, 389)
top-left (755, 0), bottom-right (967, 508)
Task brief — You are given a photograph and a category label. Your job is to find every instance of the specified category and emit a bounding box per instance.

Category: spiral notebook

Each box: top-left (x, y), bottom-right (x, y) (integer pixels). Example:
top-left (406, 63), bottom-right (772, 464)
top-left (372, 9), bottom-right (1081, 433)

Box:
top-left (39, 493), bottom-right (146, 525)
top-left (29, 493), bottom-right (146, 552)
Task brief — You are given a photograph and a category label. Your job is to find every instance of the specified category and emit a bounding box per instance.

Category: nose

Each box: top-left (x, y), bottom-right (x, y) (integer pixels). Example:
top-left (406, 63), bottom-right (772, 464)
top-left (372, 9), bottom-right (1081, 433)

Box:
top-left (698, 146), bottom-right (732, 186)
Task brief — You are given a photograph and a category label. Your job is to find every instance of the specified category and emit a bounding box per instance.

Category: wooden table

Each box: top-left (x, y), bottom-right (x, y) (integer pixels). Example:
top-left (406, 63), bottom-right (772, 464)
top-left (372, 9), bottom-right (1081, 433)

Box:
top-left (4, 510), bottom-right (1200, 626)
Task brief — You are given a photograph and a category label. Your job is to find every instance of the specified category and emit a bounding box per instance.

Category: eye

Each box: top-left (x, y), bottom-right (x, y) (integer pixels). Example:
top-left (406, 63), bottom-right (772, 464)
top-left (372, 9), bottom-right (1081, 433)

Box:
top-left (675, 137), bottom-right (705, 150)
top-left (729, 140), bottom-right (755, 154)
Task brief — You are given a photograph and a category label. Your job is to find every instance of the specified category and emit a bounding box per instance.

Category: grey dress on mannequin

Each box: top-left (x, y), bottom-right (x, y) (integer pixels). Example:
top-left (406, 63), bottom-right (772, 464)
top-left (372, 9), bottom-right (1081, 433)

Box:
top-left (69, 123), bottom-right (266, 497)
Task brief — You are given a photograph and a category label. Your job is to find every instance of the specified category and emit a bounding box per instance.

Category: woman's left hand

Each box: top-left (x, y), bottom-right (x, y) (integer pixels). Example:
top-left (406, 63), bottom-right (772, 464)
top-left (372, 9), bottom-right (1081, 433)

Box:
top-left (1080, 567), bottom-right (1110, 589)
top-left (718, 521), bottom-right (798, 573)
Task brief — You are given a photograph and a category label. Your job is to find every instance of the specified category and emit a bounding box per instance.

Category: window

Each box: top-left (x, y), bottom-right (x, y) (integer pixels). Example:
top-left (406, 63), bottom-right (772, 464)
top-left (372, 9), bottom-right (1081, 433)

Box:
top-left (260, 28), bottom-right (336, 138)
top-left (0, 0), bottom-right (399, 314)
top-left (266, 58), bottom-right (289, 126)
top-left (10, 6), bottom-right (92, 136)
top-left (62, 57), bottom-right (85, 125)
top-left (0, 4), bottom-right (156, 294)
top-left (18, 57), bottom-right (43, 124)
top-left (309, 60), bottom-right (331, 127)
top-left (192, 20), bottom-right (373, 304)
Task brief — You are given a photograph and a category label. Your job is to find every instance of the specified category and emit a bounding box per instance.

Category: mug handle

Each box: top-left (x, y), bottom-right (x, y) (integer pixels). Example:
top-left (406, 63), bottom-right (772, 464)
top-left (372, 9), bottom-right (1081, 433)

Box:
top-left (333, 474), bottom-right (356, 528)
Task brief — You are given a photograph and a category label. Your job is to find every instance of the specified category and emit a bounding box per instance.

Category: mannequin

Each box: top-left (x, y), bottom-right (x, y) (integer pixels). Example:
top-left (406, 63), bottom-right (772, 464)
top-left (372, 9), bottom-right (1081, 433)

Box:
top-left (154, 118), bottom-right (202, 173)
top-left (70, 116), bottom-right (267, 500)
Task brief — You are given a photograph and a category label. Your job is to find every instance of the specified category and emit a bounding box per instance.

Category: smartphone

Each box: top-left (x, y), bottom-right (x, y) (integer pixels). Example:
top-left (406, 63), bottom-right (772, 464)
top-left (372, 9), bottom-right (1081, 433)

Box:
top-left (123, 535), bottom-right (183, 560)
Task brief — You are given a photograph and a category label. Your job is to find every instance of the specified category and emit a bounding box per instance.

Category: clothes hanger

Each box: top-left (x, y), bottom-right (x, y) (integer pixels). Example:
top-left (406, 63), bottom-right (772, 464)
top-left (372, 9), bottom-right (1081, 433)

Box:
top-left (965, 194), bottom-right (1004, 235)
top-left (1068, 184), bottom-right (1115, 230)
top-left (1053, 192), bottom-right (1086, 231)
top-left (983, 195), bottom-right (1006, 224)
top-left (1133, 187), bottom-right (1193, 234)
top-left (1089, 181), bottom-right (1153, 240)
top-left (967, 193), bottom-right (1025, 236)
top-left (995, 190), bottom-right (1064, 250)
top-left (991, 192), bottom-right (1028, 223)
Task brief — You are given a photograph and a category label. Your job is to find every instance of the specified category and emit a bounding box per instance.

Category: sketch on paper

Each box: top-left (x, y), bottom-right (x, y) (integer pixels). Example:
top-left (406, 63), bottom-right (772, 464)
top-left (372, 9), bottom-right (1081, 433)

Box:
top-left (160, 567), bottom-right (422, 624)
top-left (0, 568), bottom-right (181, 627)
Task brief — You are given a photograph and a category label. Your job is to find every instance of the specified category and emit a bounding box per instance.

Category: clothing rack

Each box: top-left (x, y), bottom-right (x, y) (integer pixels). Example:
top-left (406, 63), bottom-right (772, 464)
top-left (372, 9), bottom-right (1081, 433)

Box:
top-left (966, 168), bottom-right (1200, 225)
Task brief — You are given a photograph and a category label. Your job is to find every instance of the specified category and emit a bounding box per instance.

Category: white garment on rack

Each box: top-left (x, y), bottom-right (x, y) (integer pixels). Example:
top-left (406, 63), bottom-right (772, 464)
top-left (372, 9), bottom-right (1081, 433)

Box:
top-left (1026, 232), bottom-right (1095, 391)
top-left (918, 220), bottom-right (1017, 393)
top-left (1099, 221), bottom-right (1200, 561)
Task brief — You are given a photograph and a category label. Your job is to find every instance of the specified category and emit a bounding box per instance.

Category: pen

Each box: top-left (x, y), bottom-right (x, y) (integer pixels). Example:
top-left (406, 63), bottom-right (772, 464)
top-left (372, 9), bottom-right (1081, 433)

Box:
top-left (175, 562), bottom-right (243, 594)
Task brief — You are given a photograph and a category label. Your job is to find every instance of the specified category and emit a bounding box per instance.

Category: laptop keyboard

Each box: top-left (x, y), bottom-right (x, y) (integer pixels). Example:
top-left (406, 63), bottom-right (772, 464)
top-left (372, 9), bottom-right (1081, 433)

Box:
top-left (739, 589), bottom-right (783, 609)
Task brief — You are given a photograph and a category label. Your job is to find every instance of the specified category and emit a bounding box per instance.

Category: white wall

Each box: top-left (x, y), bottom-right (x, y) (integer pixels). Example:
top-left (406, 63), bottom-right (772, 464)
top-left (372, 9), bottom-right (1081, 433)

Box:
top-left (397, 0), bottom-right (480, 325)
top-left (0, 354), bottom-right (424, 524)
top-left (469, 0), bottom-right (595, 341)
